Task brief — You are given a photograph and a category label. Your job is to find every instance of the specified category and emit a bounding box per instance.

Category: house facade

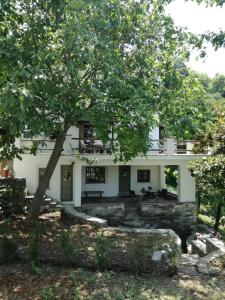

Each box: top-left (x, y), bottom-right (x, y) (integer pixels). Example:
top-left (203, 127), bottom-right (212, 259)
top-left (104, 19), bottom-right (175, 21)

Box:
top-left (13, 122), bottom-right (206, 210)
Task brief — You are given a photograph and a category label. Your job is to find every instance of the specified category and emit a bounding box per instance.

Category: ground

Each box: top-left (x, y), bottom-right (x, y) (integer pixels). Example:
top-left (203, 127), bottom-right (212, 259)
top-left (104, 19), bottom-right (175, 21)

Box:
top-left (0, 212), bottom-right (225, 300)
top-left (1, 263), bottom-right (225, 299)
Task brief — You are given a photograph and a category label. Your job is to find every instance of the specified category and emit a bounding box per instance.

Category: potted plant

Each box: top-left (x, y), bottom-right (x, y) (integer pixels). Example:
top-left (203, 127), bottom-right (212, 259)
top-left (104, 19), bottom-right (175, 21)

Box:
top-left (2, 165), bottom-right (9, 177)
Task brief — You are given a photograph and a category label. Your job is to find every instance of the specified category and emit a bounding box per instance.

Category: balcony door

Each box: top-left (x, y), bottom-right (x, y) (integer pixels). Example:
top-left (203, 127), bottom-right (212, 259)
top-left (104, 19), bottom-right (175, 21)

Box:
top-left (119, 166), bottom-right (131, 194)
top-left (61, 165), bottom-right (73, 202)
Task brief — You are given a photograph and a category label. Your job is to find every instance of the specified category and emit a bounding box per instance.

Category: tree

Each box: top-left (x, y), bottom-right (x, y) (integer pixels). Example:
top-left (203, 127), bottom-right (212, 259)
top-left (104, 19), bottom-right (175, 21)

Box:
top-left (211, 73), bottom-right (225, 98)
top-left (159, 70), bottom-right (216, 139)
top-left (0, 0), bottom-right (200, 221)
top-left (190, 156), bottom-right (225, 231)
top-left (190, 105), bottom-right (225, 231)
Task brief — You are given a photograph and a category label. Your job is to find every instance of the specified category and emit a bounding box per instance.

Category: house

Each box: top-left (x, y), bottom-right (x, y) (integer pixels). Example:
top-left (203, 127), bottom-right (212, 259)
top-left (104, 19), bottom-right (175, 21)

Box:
top-left (13, 122), bottom-right (209, 231)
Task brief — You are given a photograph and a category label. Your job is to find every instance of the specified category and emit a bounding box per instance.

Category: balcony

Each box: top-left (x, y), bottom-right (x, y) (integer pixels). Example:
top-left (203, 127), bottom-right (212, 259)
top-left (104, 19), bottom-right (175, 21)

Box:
top-left (18, 135), bottom-right (209, 156)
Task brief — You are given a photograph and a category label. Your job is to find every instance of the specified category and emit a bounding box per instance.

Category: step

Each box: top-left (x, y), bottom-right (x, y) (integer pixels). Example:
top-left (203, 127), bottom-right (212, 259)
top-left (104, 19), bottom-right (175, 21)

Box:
top-left (206, 237), bottom-right (225, 254)
top-left (122, 219), bottom-right (145, 228)
top-left (191, 240), bottom-right (207, 257)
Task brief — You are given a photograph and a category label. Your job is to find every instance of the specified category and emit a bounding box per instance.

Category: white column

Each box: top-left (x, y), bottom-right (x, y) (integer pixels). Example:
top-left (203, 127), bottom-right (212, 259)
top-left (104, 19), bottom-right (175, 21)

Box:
top-left (178, 164), bottom-right (196, 202)
top-left (15, 138), bottom-right (21, 149)
top-left (159, 165), bottom-right (166, 189)
top-left (165, 138), bottom-right (175, 155)
top-left (73, 162), bottom-right (82, 207)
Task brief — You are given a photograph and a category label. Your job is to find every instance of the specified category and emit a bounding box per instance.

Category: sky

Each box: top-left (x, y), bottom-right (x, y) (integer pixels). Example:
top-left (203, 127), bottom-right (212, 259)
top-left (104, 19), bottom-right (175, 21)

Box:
top-left (166, 0), bottom-right (225, 77)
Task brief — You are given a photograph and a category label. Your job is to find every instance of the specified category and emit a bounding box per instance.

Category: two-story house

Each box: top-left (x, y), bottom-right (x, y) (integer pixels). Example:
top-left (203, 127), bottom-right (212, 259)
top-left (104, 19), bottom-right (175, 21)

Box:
top-left (13, 122), bottom-right (208, 231)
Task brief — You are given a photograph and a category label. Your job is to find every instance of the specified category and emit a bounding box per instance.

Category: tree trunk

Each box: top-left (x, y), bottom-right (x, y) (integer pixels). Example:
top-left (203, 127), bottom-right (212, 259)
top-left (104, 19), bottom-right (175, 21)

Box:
top-left (214, 203), bottom-right (222, 232)
top-left (27, 127), bottom-right (69, 222)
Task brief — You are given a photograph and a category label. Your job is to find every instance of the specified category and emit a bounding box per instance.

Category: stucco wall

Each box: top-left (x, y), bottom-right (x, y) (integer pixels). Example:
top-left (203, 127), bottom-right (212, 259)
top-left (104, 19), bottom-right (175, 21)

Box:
top-left (81, 165), bottom-right (119, 197)
top-left (14, 154), bottom-right (72, 200)
top-left (178, 163), bottom-right (196, 202)
top-left (130, 165), bottom-right (160, 194)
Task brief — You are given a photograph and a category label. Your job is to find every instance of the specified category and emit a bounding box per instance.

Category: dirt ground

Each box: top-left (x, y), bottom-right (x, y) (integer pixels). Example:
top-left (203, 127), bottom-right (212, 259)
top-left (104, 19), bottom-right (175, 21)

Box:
top-left (0, 263), bottom-right (225, 300)
top-left (0, 212), bottom-right (225, 300)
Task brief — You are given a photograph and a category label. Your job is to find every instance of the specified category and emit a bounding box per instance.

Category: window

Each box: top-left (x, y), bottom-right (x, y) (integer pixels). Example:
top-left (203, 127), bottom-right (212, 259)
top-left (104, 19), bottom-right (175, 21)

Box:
top-left (39, 168), bottom-right (49, 188)
top-left (83, 124), bottom-right (94, 139)
top-left (86, 167), bottom-right (105, 183)
top-left (137, 170), bottom-right (150, 182)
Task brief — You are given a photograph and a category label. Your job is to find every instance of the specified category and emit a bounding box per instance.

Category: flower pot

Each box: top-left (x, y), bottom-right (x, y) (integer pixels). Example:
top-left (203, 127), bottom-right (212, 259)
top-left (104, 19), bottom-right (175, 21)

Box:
top-left (2, 169), bottom-right (9, 177)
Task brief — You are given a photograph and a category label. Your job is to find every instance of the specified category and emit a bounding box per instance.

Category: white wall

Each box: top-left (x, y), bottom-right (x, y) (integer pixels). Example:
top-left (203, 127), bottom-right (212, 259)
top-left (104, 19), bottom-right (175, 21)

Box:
top-left (130, 165), bottom-right (160, 194)
top-left (178, 163), bottom-right (196, 202)
top-left (81, 165), bottom-right (119, 197)
top-left (14, 154), bottom-right (72, 201)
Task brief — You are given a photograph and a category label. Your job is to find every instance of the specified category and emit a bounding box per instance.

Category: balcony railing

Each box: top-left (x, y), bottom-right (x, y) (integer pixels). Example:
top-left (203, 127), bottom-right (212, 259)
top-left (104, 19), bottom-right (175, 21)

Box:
top-left (18, 136), bottom-right (210, 156)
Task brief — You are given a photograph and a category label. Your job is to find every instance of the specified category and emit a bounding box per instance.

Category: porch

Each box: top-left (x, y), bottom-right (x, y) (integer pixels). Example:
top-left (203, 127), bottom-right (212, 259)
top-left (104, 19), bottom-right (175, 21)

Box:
top-left (62, 161), bottom-right (195, 208)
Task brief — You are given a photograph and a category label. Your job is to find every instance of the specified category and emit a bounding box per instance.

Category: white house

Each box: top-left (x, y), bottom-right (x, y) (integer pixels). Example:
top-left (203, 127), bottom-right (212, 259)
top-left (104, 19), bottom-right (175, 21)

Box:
top-left (13, 122), bottom-right (206, 205)
top-left (13, 122), bottom-right (209, 231)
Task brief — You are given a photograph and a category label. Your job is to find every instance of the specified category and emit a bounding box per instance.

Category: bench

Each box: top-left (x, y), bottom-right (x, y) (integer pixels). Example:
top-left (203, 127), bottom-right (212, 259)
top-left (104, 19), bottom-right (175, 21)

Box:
top-left (83, 191), bottom-right (104, 199)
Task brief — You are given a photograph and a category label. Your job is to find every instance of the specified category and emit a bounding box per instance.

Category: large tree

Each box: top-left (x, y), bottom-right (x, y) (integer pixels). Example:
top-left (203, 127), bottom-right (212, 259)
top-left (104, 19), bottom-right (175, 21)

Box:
top-left (190, 105), bottom-right (225, 231)
top-left (0, 0), bottom-right (196, 221)
top-left (0, 0), bottom-right (222, 221)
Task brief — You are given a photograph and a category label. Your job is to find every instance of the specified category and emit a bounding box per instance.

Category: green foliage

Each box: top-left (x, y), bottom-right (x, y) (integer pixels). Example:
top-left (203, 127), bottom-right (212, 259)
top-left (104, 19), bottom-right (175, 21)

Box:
top-left (58, 229), bottom-right (75, 266)
top-left (0, 222), bottom-right (18, 264)
top-left (28, 227), bottom-right (41, 267)
top-left (129, 238), bottom-right (151, 274)
top-left (0, 187), bottom-right (25, 217)
top-left (165, 166), bottom-right (178, 189)
top-left (93, 233), bottom-right (112, 270)
top-left (39, 287), bottom-right (55, 300)
top-left (190, 106), bottom-right (225, 230)
top-left (0, 0), bottom-right (204, 161)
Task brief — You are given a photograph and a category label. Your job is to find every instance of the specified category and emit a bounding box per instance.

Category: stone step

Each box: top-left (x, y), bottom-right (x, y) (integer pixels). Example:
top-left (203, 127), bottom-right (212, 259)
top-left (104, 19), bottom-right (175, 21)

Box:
top-left (180, 254), bottom-right (199, 266)
top-left (122, 219), bottom-right (145, 228)
top-left (191, 240), bottom-right (207, 257)
top-left (178, 254), bottom-right (200, 276)
top-left (206, 237), bottom-right (225, 254)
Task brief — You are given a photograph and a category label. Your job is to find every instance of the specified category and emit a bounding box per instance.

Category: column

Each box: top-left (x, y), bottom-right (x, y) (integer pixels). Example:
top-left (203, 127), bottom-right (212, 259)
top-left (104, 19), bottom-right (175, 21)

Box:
top-left (178, 164), bottom-right (196, 202)
top-left (165, 138), bottom-right (175, 155)
top-left (73, 162), bottom-right (82, 207)
top-left (159, 165), bottom-right (166, 189)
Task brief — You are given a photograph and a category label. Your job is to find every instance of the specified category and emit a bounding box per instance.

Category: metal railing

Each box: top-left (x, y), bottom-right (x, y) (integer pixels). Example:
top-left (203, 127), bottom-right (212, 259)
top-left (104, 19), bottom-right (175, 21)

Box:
top-left (19, 137), bottom-right (211, 155)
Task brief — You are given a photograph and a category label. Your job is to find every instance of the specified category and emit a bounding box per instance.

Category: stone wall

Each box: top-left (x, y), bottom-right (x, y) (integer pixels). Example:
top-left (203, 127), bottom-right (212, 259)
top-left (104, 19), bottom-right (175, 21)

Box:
top-left (80, 203), bottom-right (125, 224)
top-left (141, 201), bottom-right (197, 234)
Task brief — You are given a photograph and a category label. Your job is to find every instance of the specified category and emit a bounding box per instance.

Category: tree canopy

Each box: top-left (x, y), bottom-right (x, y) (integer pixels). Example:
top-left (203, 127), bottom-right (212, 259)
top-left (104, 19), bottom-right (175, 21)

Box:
top-left (0, 0), bottom-right (224, 220)
top-left (190, 105), bottom-right (225, 230)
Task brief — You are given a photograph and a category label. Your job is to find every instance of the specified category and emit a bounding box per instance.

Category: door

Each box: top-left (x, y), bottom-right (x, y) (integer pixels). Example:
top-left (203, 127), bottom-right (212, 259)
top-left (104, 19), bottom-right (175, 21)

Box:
top-left (119, 166), bottom-right (131, 193)
top-left (61, 165), bottom-right (73, 202)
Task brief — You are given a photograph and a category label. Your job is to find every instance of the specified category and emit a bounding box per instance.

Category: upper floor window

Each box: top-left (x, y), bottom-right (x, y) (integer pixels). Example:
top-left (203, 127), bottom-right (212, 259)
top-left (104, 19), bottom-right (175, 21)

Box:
top-left (137, 170), bottom-right (150, 182)
top-left (86, 167), bottom-right (105, 183)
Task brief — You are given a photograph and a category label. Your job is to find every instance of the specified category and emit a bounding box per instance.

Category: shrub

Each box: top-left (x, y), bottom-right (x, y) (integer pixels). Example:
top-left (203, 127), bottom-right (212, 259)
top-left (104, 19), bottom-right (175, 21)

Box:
top-left (28, 227), bottom-right (41, 267)
top-left (0, 178), bottom-right (26, 217)
top-left (0, 221), bottom-right (18, 264)
top-left (93, 233), bottom-right (112, 270)
top-left (58, 229), bottom-right (75, 266)
top-left (129, 238), bottom-right (150, 274)
top-left (39, 287), bottom-right (55, 300)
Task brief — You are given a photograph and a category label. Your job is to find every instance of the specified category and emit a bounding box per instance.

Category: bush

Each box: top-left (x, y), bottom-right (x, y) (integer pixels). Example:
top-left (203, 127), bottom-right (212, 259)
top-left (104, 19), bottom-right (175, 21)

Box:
top-left (93, 233), bottom-right (112, 270)
top-left (28, 227), bottom-right (41, 267)
top-left (129, 238), bottom-right (150, 274)
top-left (0, 178), bottom-right (26, 217)
top-left (58, 229), bottom-right (76, 266)
top-left (0, 222), bottom-right (18, 264)
top-left (39, 287), bottom-right (55, 300)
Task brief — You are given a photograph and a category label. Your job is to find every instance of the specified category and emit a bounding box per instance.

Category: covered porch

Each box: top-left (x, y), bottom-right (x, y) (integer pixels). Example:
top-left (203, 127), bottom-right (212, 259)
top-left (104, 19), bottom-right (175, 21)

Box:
top-left (68, 160), bottom-right (196, 207)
